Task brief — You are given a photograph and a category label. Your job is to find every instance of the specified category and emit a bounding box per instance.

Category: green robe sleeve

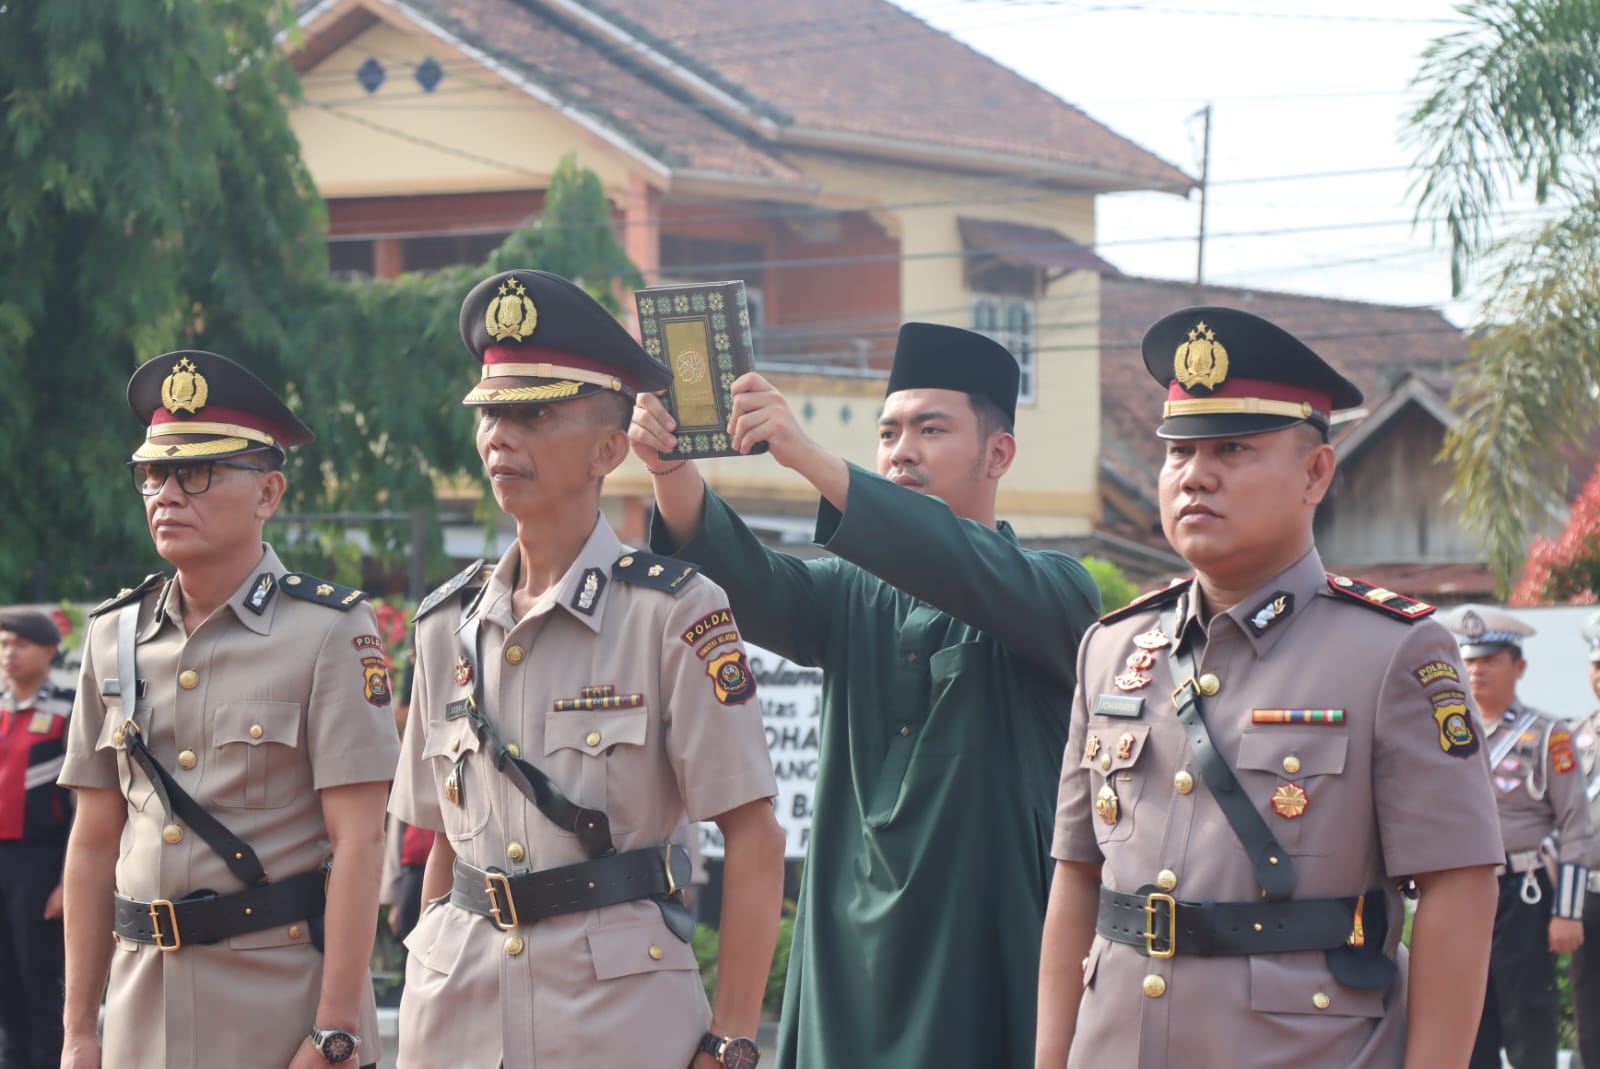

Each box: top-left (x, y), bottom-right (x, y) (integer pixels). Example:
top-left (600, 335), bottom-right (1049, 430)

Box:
top-left (647, 482), bottom-right (837, 668)
top-left (815, 463), bottom-right (1100, 689)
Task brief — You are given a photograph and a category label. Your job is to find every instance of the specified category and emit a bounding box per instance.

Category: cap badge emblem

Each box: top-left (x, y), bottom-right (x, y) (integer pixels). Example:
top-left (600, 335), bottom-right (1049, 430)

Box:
top-left (485, 277), bottom-right (538, 342)
top-left (160, 357), bottom-right (210, 415)
top-left (1460, 608), bottom-right (1485, 639)
top-left (1173, 321), bottom-right (1229, 393)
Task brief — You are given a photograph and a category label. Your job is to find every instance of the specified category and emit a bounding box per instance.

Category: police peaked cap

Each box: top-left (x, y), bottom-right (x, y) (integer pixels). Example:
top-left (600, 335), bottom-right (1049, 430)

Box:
top-left (885, 323), bottom-right (1020, 426)
top-left (127, 350), bottom-right (313, 462)
top-left (1142, 307), bottom-right (1364, 440)
top-left (460, 269), bottom-right (671, 405)
top-left (1441, 604), bottom-right (1535, 660)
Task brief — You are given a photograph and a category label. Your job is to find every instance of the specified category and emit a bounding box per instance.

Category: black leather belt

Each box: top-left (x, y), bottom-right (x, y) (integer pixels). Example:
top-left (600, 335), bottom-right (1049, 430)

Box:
top-left (113, 868), bottom-right (326, 950)
top-left (450, 845), bottom-right (689, 930)
top-left (1097, 885), bottom-right (1375, 958)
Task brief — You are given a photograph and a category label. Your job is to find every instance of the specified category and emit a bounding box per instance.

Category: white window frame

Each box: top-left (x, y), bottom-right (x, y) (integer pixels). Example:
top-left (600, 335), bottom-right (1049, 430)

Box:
top-left (971, 293), bottom-right (1036, 405)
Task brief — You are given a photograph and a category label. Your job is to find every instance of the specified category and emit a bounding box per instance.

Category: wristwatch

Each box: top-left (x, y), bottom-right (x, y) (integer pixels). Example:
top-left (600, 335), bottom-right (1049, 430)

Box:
top-left (308, 1025), bottom-right (360, 1064)
top-left (698, 1031), bottom-right (760, 1069)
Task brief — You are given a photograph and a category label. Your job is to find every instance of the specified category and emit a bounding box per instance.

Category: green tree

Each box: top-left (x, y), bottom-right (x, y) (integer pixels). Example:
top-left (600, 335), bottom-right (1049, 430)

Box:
top-left (1080, 556), bottom-right (1137, 614)
top-left (0, 0), bottom-right (325, 600)
top-left (1406, 0), bottom-right (1600, 594)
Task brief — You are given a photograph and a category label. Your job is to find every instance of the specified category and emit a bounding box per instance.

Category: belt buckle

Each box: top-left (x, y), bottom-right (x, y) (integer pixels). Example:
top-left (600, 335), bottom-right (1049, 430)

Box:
top-left (149, 899), bottom-right (181, 952)
top-left (663, 843), bottom-right (679, 897)
top-left (484, 873), bottom-right (519, 931)
top-left (1143, 892), bottom-right (1176, 959)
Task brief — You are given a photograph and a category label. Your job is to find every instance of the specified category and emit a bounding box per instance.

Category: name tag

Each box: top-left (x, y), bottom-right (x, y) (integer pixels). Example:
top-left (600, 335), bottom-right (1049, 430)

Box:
top-left (1093, 694), bottom-right (1145, 719)
top-left (27, 713), bottom-right (56, 735)
top-left (445, 699), bottom-right (473, 721)
top-left (100, 679), bottom-right (148, 699)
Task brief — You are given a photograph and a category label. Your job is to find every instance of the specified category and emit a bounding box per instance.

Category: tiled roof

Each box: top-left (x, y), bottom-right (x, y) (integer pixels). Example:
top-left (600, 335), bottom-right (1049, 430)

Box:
top-left (1098, 275), bottom-right (1473, 511)
top-left (299, 0), bottom-right (1188, 191)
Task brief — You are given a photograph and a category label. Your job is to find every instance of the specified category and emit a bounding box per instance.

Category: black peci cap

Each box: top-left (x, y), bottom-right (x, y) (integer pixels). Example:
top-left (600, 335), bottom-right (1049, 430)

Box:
top-left (885, 323), bottom-right (1020, 426)
top-left (127, 351), bottom-right (312, 462)
top-left (460, 269), bottom-right (671, 406)
top-left (1141, 307), bottom-right (1363, 440)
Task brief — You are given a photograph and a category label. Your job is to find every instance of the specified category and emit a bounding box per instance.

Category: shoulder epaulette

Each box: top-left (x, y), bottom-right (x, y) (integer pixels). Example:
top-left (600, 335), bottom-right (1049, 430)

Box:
top-left (1325, 574), bottom-right (1434, 622)
top-left (88, 574), bottom-right (165, 618)
top-left (413, 560), bottom-right (488, 623)
top-left (279, 573), bottom-right (366, 611)
top-left (612, 551), bottom-right (698, 596)
top-left (1098, 577), bottom-right (1193, 626)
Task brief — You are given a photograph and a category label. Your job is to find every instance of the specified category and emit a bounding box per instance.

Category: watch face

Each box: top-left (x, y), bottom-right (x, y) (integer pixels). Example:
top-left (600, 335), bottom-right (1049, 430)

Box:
top-left (319, 1031), bottom-right (357, 1063)
top-left (722, 1037), bottom-right (760, 1069)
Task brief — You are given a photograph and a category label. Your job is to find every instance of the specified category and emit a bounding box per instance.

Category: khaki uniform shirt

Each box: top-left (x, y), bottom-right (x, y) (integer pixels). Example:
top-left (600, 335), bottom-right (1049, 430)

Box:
top-left (390, 516), bottom-right (777, 1069)
top-left (1053, 549), bottom-right (1504, 1069)
top-left (1486, 702), bottom-right (1592, 862)
top-left (58, 545), bottom-right (402, 1069)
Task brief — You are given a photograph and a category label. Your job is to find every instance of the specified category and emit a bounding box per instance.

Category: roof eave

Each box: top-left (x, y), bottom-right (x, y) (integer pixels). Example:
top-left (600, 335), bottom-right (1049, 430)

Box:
top-left (779, 125), bottom-right (1193, 196)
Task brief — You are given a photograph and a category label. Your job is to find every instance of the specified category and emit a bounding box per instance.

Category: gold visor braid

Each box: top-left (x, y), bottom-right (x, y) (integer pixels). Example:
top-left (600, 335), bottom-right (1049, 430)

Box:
top-left (1163, 398), bottom-right (1317, 420)
top-left (481, 362), bottom-right (622, 392)
top-left (144, 421), bottom-right (277, 447)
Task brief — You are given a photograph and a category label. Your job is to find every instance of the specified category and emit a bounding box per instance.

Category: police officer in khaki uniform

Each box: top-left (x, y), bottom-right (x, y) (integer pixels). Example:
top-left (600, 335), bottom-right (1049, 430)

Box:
top-left (1570, 612), bottom-right (1600, 1068)
top-left (57, 352), bottom-right (401, 1069)
top-left (1443, 606), bottom-right (1592, 1069)
top-left (390, 270), bottom-right (784, 1069)
top-left (1037, 307), bottom-right (1504, 1069)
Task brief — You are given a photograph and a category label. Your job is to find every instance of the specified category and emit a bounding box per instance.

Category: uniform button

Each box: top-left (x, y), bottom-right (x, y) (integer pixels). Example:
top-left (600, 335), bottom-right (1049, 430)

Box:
top-left (162, 824), bottom-right (183, 844)
top-left (451, 737), bottom-right (461, 753)
top-left (177, 749), bottom-right (197, 770)
top-left (505, 935), bottom-right (525, 957)
top-left (1156, 869), bottom-right (1178, 892)
top-left (1100, 753), bottom-right (1112, 772)
top-left (1081, 956), bottom-right (1090, 972)
top-left (1313, 992), bottom-right (1331, 1010)
top-left (1197, 673), bottom-right (1220, 696)
top-left (648, 945), bottom-right (665, 961)
top-left (505, 645), bottom-right (525, 665)
top-left (505, 743), bottom-right (521, 758)
top-left (1142, 974), bottom-right (1166, 998)
top-left (248, 724), bottom-right (264, 739)
top-left (178, 669), bottom-right (199, 690)
top-left (899, 726), bottom-right (911, 737)
top-left (586, 731), bottom-right (602, 747)
top-left (1282, 755), bottom-right (1302, 775)
top-left (288, 925), bottom-right (302, 940)
top-left (112, 728), bottom-right (126, 747)
top-left (506, 842), bottom-right (526, 863)
top-left (1174, 770), bottom-right (1194, 794)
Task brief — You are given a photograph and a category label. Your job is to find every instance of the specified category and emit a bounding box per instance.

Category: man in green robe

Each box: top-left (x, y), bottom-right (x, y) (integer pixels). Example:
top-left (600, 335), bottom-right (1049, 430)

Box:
top-left (629, 323), bottom-right (1100, 1069)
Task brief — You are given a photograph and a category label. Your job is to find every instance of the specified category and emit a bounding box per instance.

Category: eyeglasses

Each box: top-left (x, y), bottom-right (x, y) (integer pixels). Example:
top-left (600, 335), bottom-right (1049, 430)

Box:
top-left (129, 460), bottom-right (266, 497)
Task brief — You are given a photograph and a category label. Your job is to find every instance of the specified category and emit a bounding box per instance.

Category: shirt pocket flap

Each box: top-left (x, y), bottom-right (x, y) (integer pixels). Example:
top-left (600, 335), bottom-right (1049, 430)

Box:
top-left (1079, 724), bottom-right (1152, 773)
top-left (420, 718), bottom-right (481, 762)
top-left (214, 701), bottom-right (301, 748)
top-left (406, 898), bottom-right (472, 977)
top-left (1248, 954), bottom-right (1386, 1018)
top-left (546, 707), bottom-right (650, 758)
top-left (1237, 731), bottom-right (1348, 777)
top-left (95, 707), bottom-right (127, 752)
top-left (588, 918), bottom-right (697, 980)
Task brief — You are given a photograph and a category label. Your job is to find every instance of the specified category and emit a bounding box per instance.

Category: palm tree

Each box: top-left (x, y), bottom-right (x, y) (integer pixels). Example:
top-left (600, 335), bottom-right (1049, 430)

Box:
top-left (1406, 0), bottom-right (1600, 594)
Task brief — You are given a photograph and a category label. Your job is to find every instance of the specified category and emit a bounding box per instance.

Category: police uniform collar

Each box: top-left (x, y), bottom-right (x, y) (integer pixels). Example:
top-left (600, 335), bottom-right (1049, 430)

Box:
top-left (138, 576), bottom-right (179, 643)
top-left (1224, 548), bottom-right (1324, 656)
top-left (223, 544), bottom-right (287, 636)
top-left (476, 516), bottom-right (621, 634)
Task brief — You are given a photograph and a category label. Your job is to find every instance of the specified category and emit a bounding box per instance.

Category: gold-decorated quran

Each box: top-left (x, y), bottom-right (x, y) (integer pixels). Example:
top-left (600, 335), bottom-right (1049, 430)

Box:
top-left (634, 280), bottom-right (764, 460)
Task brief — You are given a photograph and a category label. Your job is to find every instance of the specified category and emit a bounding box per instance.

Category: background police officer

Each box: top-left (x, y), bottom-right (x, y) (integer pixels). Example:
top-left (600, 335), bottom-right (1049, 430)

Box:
top-left (0, 610), bottom-right (72, 1069)
top-left (1567, 612), bottom-right (1600, 1069)
top-left (1445, 605), bottom-right (1591, 1069)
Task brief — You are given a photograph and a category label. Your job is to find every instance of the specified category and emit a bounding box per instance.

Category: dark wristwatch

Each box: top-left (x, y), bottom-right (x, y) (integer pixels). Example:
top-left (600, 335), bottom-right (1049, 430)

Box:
top-left (698, 1031), bottom-right (760, 1069)
top-left (308, 1026), bottom-right (360, 1064)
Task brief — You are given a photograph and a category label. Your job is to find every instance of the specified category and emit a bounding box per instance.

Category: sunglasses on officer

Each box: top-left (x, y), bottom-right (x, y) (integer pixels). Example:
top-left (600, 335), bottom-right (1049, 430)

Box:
top-left (128, 460), bottom-right (268, 497)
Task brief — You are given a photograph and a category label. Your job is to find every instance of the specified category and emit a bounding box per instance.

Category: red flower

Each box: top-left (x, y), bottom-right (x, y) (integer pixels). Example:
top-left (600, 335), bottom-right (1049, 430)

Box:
top-left (50, 608), bottom-right (72, 637)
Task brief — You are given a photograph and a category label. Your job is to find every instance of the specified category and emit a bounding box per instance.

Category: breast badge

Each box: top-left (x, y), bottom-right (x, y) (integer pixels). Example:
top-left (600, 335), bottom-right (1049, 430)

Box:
top-left (1133, 628), bottom-right (1170, 651)
top-left (1095, 782), bottom-right (1120, 826)
top-left (444, 762), bottom-right (464, 807)
top-left (1085, 735), bottom-right (1101, 761)
top-left (1271, 782), bottom-right (1308, 819)
top-left (1114, 646), bottom-right (1156, 692)
top-left (453, 655), bottom-right (474, 688)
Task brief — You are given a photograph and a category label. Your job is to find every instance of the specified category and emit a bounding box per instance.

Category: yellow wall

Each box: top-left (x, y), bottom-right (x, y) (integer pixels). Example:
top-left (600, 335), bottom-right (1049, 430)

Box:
top-left (291, 19), bottom-right (644, 199)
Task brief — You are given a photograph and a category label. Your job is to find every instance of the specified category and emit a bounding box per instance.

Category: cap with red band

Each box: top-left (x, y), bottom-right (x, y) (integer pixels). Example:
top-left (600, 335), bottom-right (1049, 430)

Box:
top-left (1141, 307), bottom-right (1363, 440)
top-left (459, 270), bottom-right (671, 406)
top-left (126, 351), bottom-right (312, 462)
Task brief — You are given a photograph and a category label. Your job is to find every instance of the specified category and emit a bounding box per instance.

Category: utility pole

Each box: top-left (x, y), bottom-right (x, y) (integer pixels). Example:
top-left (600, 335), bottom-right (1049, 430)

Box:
top-left (1195, 102), bottom-right (1212, 286)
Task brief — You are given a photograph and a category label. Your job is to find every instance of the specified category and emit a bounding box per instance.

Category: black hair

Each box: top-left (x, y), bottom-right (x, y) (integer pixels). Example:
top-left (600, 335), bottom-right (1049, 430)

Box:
top-left (968, 391), bottom-right (1014, 439)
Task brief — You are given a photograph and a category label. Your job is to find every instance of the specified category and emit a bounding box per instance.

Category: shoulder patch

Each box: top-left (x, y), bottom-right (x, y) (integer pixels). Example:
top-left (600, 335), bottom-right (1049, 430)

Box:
top-left (1325, 574), bottom-right (1434, 622)
top-left (612, 551), bottom-right (699, 596)
top-left (279, 573), bottom-right (366, 611)
top-left (1098, 577), bottom-right (1193, 626)
top-left (413, 560), bottom-right (488, 623)
top-left (89, 573), bottom-right (165, 618)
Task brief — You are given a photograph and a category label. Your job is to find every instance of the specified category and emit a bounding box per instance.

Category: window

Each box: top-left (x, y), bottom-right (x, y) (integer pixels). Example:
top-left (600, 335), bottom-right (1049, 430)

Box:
top-left (972, 294), bottom-right (1036, 405)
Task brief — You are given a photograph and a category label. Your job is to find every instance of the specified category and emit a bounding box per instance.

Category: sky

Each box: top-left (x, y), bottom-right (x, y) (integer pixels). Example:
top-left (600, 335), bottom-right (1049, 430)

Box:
top-left (894, 0), bottom-right (1514, 326)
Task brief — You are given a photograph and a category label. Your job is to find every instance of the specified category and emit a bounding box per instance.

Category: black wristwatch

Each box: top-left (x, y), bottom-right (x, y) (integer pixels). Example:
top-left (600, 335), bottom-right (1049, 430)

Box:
top-left (308, 1025), bottom-right (360, 1064)
top-left (698, 1031), bottom-right (760, 1069)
